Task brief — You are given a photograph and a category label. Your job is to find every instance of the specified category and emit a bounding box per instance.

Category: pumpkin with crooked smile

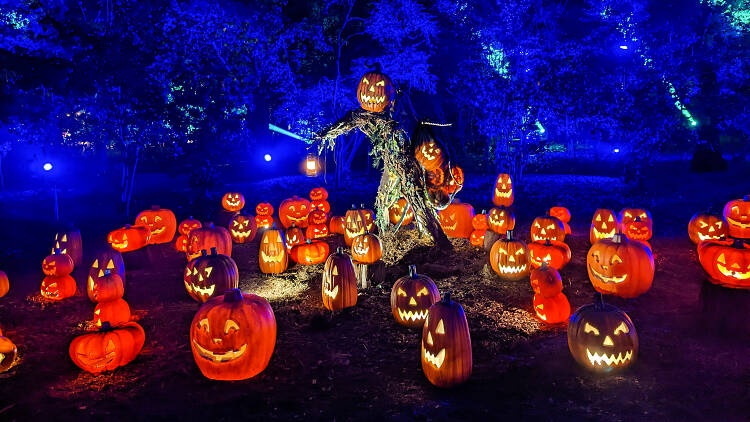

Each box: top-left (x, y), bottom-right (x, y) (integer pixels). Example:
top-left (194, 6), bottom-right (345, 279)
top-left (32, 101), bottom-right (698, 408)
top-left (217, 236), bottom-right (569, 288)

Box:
top-left (619, 208), bottom-right (653, 242)
top-left (43, 249), bottom-right (74, 276)
top-left (488, 206), bottom-right (515, 234)
top-left (356, 67), bottom-right (395, 113)
top-left (490, 231), bottom-right (530, 281)
top-left (421, 292), bottom-right (472, 388)
top-left (351, 232), bottom-right (382, 264)
top-left (391, 265), bottom-right (439, 328)
top-left (492, 173), bottom-right (513, 207)
top-left (723, 195), bottom-right (750, 239)
top-left (587, 233), bottom-right (654, 298)
top-left (698, 238), bottom-right (750, 288)
top-left (135, 206), bottom-right (177, 244)
top-left (41, 274), bottom-right (77, 300)
top-left (687, 209), bottom-right (727, 244)
top-left (69, 321), bottom-right (145, 374)
top-left (255, 203), bottom-right (274, 229)
top-left (184, 248), bottom-right (239, 303)
top-left (221, 192), bottom-right (245, 212)
top-left (528, 239), bottom-right (571, 270)
top-left (590, 209), bottom-right (619, 244)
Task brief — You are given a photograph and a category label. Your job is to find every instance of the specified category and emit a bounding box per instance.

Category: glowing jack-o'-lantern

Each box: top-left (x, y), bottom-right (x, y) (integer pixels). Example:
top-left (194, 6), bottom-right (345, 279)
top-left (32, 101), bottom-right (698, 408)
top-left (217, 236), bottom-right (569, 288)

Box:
top-left (528, 239), bottom-right (571, 270)
top-left (533, 293), bottom-right (570, 324)
top-left (229, 214), bottom-right (257, 244)
top-left (187, 222), bottom-right (232, 261)
top-left (587, 233), bottom-right (654, 298)
top-left (687, 209), bottom-right (727, 244)
top-left (389, 198), bottom-right (414, 226)
top-left (290, 239), bottom-right (330, 265)
top-left (391, 265), bottom-right (440, 327)
top-left (618, 208), bottom-right (653, 241)
top-left (308, 210), bottom-right (328, 225)
top-left (414, 123), bottom-right (447, 171)
top-left (723, 195), bottom-right (750, 239)
top-left (444, 165), bottom-right (464, 195)
top-left (87, 269), bottom-right (124, 303)
top-left (488, 206), bottom-right (515, 234)
top-left (472, 211), bottom-right (489, 231)
top-left (568, 293), bottom-right (638, 373)
top-left (108, 225), bottom-right (151, 252)
top-left (190, 289), bottom-right (276, 381)
top-left (322, 248), bottom-right (357, 311)
top-left (698, 238), bottom-right (750, 288)
top-left (41, 274), bottom-right (77, 300)
top-left (69, 321), bottom-right (145, 374)
top-left (421, 292), bottom-right (472, 388)
top-left (255, 203), bottom-right (274, 229)
top-left (310, 187), bottom-right (328, 201)
top-left (438, 200), bottom-right (475, 238)
top-left (184, 248), bottom-right (239, 303)
top-left (0, 329), bottom-right (18, 373)
top-left (469, 230), bottom-right (486, 247)
top-left (259, 228), bottom-right (288, 274)
top-left (311, 200), bottom-right (331, 215)
top-left (492, 173), bottom-right (514, 207)
top-left (490, 231), bottom-right (530, 281)
top-left (306, 220), bottom-right (329, 239)
top-left (344, 206), bottom-right (367, 246)
top-left (135, 206), bottom-right (177, 244)
top-left (43, 249), bottom-right (74, 276)
top-left (279, 196), bottom-right (312, 228)
top-left (284, 225), bottom-right (305, 251)
top-left (221, 192), bottom-right (245, 212)
top-left (88, 249), bottom-right (126, 299)
top-left (549, 206), bottom-right (572, 234)
top-left (0, 270), bottom-right (9, 298)
top-left (179, 217), bottom-right (202, 236)
top-left (351, 232), bottom-right (382, 264)
top-left (356, 66), bottom-right (395, 113)
top-left (93, 298), bottom-right (131, 327)
top-left (530, 214), bottom-right (566, 243)
top-left (52, 228), bottom-right (83, 266)
top-left (590, 209), bottom-right (619, 244)
top-left (425, 167), bottom-right (446, 187)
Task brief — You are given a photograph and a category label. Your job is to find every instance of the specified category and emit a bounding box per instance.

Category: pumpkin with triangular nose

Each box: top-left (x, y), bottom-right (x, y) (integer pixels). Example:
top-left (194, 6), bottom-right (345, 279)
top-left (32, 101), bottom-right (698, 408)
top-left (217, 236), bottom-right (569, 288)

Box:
top-left (421, 292), bottom-right (472, 387)
top-left (390, 265), bottom-right (440, 327)
top-left (88, 249), bottom-right (126, 302)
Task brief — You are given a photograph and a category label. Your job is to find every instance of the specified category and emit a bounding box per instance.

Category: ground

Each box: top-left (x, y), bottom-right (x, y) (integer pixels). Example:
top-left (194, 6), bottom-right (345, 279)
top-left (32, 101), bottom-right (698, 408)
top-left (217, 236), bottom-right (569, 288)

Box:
top-left (0, 161), bottom-right (749, 421)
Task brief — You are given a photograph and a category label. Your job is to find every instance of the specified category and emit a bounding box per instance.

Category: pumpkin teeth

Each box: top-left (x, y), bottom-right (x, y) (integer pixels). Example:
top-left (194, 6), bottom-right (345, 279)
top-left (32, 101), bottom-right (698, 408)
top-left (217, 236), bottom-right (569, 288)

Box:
top-left (397, 309), bottom-right (429, 322)
top-left (261, 251), bottom-right (284, 263)
top-left (441, 219), bottom-right (458, 231)
top-left (531, 234), bottom-right (560, 242)
top-left (193, 341), bottom-right (247, 363)
top-left (494, 187), bottom-right (513, 198)
top-left (697, 233), bottom-right (721, 241)
top-left (225, 199), bottom-right (240, 207)
top-left (323, 284), bottom-right (339, 299)
top-left (353, 243), bottom-right (370, 255)
top-left (422, 346), bottom-right (446, 369)
top-left (185, 281), bottom-right (216, 301)
top-left (231, 230), bottom-right (251, 240)
top-left (497, 263), bottom-right (527, 275)
top-left (586, 348), bottom-right (633, 366)
top-left (76, 350), bottom-right (117, 368)
top-left (345, 228), bottom-right (364, 239)
top-left (717, 262), bottom-right (750, 280)
top-left (725, 216), bottom-right (750, 229)
top-left (589, 267), bottom-right (627, 284)
top-left (360, 94), bottom-right (385, 104)
top-left (592, 227), bottom-right (616, 240)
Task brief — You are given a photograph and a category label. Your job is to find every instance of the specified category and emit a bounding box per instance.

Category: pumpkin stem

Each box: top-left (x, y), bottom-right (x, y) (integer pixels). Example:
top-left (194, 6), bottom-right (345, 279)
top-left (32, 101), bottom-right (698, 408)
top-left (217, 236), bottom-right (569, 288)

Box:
top-left (53, 248), bottom-right (61, 254)
top-left (443, 291), bottom-right (451, 304)
top-left (544, 239), bottom-right (552, 246)
top-left (224, 289), bottom-right (243, 302)
top-left (409, 265), bottom-right (417, 278)
top-left (151, 205), bottom-right (160, 210)
top-left (210, 247), bottom-right (217, 255)
top-left (104, 269), bottom-right (112, 276)
top-left (594, 292), bottom-right (604, 309)
top-left (506, 230), bottom-right (514, 241)
top-left (201, 249), bottom-right (208, 257)
top-left (99, 321), bottom-right (113, 331)
top-left (612, 233), bottom-right (625, 243)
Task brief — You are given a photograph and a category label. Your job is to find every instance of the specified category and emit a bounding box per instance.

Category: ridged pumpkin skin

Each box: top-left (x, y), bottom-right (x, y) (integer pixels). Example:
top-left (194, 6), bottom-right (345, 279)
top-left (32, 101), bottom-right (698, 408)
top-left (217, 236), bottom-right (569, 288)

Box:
top-left (187, 223), bottom-right (232, 261)
top-left (52, 228), bottom-right (83, 266)
top-left (533, 293), bottom-right (570, 324)
top-left (438, 201), bottom-right (475, 239)
top-left (389, 198), bottom-right (414, 226)
top-left (698, 238), bottom-right (750, 288)
top-left (723, 195), bottom-right (750, 239)
top-left (490, 231), bottom-right (530, 281)
top-left (94, 298), bottom-right (131, 327)
top-left (69, 322), bottom-right (145, 373)
top-left (229, 214), bottom-right (257, 244)
top-left (259, 229), bottom-right (288, 274)
top-left (351, 233), bottom-right (383, 264)
top-left (687, 210), bottom-right (727, 244)
top-left (178, 217), bottom-right (202, 236)
top-left (530, 215), bottom-right (566, 243)
top-left (488, 206), bottom-right (515, 234)
top-left (586, 234), bottom-right (654, 298)
top-left (421, 293), bottom-right (472, 388)
top-left (492, 173), bottom-right (513, 207)
top-left (321, 249), bottom-right (357, 311)
top-left (529, 263), bottom-right (563, 297)
top-left (88, 249), bottom-right (126, 292)
top-left (278, 196), bottom-right (312, 229)
top-left (356, 69), bottom-right (395, 113)
top-left (41, 275), bottom-right (77, 300)
top-left (618, 208), bottom-right (653, 241)
top-left (190, 290), bottom-right (276, 381)
top-left (184, 249), bottom-right (239, 303)
top-left (108, 225), bottom-right (151, 252)
top-left (135, 206), bottom-right (177, 244)
top-left (42, 250), bottom-right (74, 276)
top-left (390, 266), bottom-right (440, 328)
top-left (88, 270), bottom-right (124, 303)
top-left (221, 192), bottom-right (246, 212)
top-left (290, 240), bottom-right (329, 265)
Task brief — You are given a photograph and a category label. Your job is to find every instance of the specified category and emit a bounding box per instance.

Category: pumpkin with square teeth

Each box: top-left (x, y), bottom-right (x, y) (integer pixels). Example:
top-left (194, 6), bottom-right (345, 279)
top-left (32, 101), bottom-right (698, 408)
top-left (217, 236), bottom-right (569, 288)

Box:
top-left (356, 66), bottom-right (395, 113)
top-left (492, 173), bottom-right (514, 207)
top-left (490, 231), bottom-right (530, 281)
top-left (618, 208), bottom-right (653, 242)
top-left (321, 248), bottom-right (357, 311)
top-left (187, 222), bottom-right (231, 261)
top-left (488, 206), bottom-right (515, 234)
top-left (688, 209), bottom-right (728, 244)
top-left (229, 214), bottom-right (257, 244)
top-left (135, 206), bottom-right (177, 244)
top-left (530, 214), bottom-right (566, 243)
top-left (290, 239), bottom-right (330, 265)
top-left (549, 206), bottom-right (572, 234)
top-left (278, 196), bottom-right (312, 229)
top-left (0, 329), bottom-right (17, 373)
top-left (108, 225), bottom-right (151, 252)
top-left (568, 293), bottom-right (638, 373)
top-left (43, 249), bottom-right (74, 276)
top-left (52, 228), bottom-right (83, 266)
top-left (221, 192), bottom-right (245, 212)
top-left (190, 289), bottom-right (276, 380)
top-left (87, 250), bottom-right (125, 301)
top-left (389, 198), bottom-right (414, 226)
top-left (723, 195), bottom-right (750, 239)
top-left (69, 321), bottom-right (145, 374)
top-left (259, 228), bottom-right (288, 274)
top-left (698, 238), bottom-right (750, 288)
top-left (528, 239), bottom-right (571, 270)
top-left (587, 233), bottom-right (654, 298)
top-left (351, 232), bottom-right (382, 264)
top-left (391, 265), bottom-right (440, 327)
top-left (185, 248), bottom-right (239, 303)
top-left (87, 269), bottom-right (124, 303)
top-left (590, 209), bottom-right (619, 244)
top-left (93, 298), bottom-right (131, 327)
top-left (421, 292), bottom-right (472, 387)
top-left (438, 200), bottom-right (475, 238)
top-left (41, 274), bottom-right (77, 300)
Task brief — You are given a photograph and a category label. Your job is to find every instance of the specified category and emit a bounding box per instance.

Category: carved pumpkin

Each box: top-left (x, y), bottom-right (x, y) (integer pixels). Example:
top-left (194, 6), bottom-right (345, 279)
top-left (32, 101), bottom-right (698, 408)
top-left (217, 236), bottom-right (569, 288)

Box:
top-left (179, 216), bottom-right (202, 236)
top-left (284, 225), bottom-right (306, 252)
top-left (311, 200), bottom-right (331, 215)
top-left (425, 166), bottom-right (446, 187)
top-left (444, 165), bottom-right (464, 195)
top-left (279, 195), bottom-right (312, 228)
top-left (415, 139), bottom-right (446, 172)
top-left (590, 209), bottom-right (619, 244)
top-left (135, 205), bottom-right (177, 244)
top-left (229, 214), bottom-right (257, 244)
top-left (259, 228), bottom-right (288, 274)
top-left (356, 66), bottom-right (395, 113)
top-left (190, 289), bottom-right (276, 380)
top-left (310, 187), bottom-right (329, 201)
top-left (687, 209), bottom-right (728, 244)
top-left (108, 225), bottom-right (151, 252)
top-left (175, 235), bottom-right (188, 252)
top-left (41, 274), bottom-right (77, 300)
top-left (305, 222), bottom-right (329, 240)
top-left (69, 321), bottom-right (145, 373)
top-left (221, 192), bottom-right (246, 212)
top-left (389, 198), bottom-right (414, 226)
top-left (290, 239), bottom-right (330, 265)
top-left (255, 203), bottom-right (274, 229)
top-left (469, 230), bottom-right (485, 247)
top-left (723, 195), bottom-right (750, 239)
top-left (0, 330), bottom-right (17, 372)
top-left (568, 293), bottom-right (638, 373)
top-left (351, 232), bottom-right (383, 264)
top-left (472, 211), bottom-right (489, 231)
top-left (528, 239), bottom-right (571, 270)
top-left (322, 248), bottom-right (357, 311)
top-left (0, 270), bottom-right (8, 298)
top-left (391, 265), bottom-right (440, 327)
top-left (492, 173), bottom-right (514, 207)
top-left (698, 238), bottom-right (750, 288)
top-left (52, 228), bottom-right (83, 266)
top-left (94, 298), bottom-right (131, 327)
top-left (490, 231), bottom-right (530, 281)
top-left (308, 210), bottom-right (328, 225)
top-left (88, 269), bottom-right (124, 303)
top-left (184, 248), bottom-right (239, 303)
top-left (329, 216), bottom-right (345, 235)
top-left (438, 200), bottom-right (475, 238)
top-left (619, 208), bottom-right (653, 242)
top-left (529, 263), bottom-right (563, 297)
top-left (530, 214), bottom-right (566, 243)
top-left (43, 249), bottom-right (74, 276)
top-left (533, 293), bottom-right (570, 324)
top-left (421, 292), bottom-right (472, 388)
top-left (187, 222), bottom-right (232, 261)
top-left (344, 206), bottom-right (367, 246)
top-left (549, 206), bottom-right (572, 234)
top-left (587, 233), bottom-right (654, 298)
top-left (488, 206), bottom-right (515, 234)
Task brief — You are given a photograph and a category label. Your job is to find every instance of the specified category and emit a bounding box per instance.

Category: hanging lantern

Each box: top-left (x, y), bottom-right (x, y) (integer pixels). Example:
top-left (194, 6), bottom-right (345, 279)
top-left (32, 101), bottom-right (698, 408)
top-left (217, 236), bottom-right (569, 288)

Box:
top-left (304, 154), bottom-right (320, 177)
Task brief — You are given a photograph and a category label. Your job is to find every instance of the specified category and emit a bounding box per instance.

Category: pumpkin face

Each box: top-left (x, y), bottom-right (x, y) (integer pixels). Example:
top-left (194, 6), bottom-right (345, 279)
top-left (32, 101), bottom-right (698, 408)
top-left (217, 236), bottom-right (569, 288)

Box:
top-left (530, 215), bottom-right (566, 243)
top-left (472, 212), bottom-right (489, 231)
top-left (309, 187), bottom-right (329, 201)
top-left (492, 173), bottom-right (514, 207)
top-left (390, 265), bottom-right (440, 327)
top-left (590, 209), bottom-right (619, 244)
top-left (178, 217), bottom-right (202, 236)
top-left (290, 239), bottom-right (330, 265)
top-left (190, 289), bottom-right (276, 381)
top-left (529, 263), bottom-right (563, 297)
top-left (688, 210), bottom-right (727, 244)
top-left (259, 229), bottom-right (288, 274)
top-left (308, 210), bottom-right (328, 225)
top-left (88, 249), bottom-right (125, 295)
top-left (43, 250), bottom-right (74, 276)
top-left (533, 293), bottom-right (570, 324)
top-left (421, 293), bottom-right (472, 388)
top-left (469, 230), bottom-right (485, 247)
top-left (389, 198), bottom-right (414, 226)
top-left (229, 214), bottom-right (257, 244)
top-left (256, 203), bottom-right (273, 216)
top-left (175, 235), bottom-right (189, 252)
top-left (698, 238), bottom-right (750, 288)
top-left (278, 196), bottom-right (312, 228)
top-left (69, 322), bottom-right (145, 374)
top-left (723, 196), bottom-right (750, 239)
top-left (305, 223), bottom-right (329, 239)
top-left (221, 192), bottom-right (246, 212)
top-left (351, 233), bottom-right (383, 264)
top-left (619, 208), bottom-right (653, 241)
top-left (344, 208), bottom-right (367, 246)
top-left (0, 332), bottom-right (18, 373)
top-left (311, 200), bottom-right (331, 214)
top-left (94, 298), bottom-right (131, 327)
top-left (284, 225), bottom-right (306, 251)
top-left (135, 206), bottom-right (177, 244)
top-left (568, 294), bottom-right (638, 373)
top-left (488, 206), bottom-right (515, 234)
top-left (41, 275), bottom-right (77, 300)
top-left (87, 269), bottom-right (124, 303)
top-left (52, 229), bottom-right (83, 266)
top-left (490, 231), bottom-right (530, 281)
top-left (187, 223), bottom-right (232, 261)
top-left (108, 225), bottom-right (151, 252)
top-left (528, 239), bottom-right (571, 270)
top-left (438, 201), bottom-right (475, 238)
top-left (356, 69), bottom-right (395, 113)
top-left (415, 140), bottom-right (446, 172)
top-left (587, 233), bottom-right (654, 298)
top-left (550, 206), bottom-right (572, 234)
top-left (255, 215), bottom-right (274, 229)
top-left (0, 270), bottom-right (9, 298)
top-left (322, 248), bottom-right (357, 311)
top-left (184, 248), bottom-right (239, 303)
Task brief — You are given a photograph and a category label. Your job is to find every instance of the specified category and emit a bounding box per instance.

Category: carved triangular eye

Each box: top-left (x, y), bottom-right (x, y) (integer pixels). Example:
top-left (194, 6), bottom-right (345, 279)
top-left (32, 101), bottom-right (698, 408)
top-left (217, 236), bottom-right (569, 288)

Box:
top-left (435, 319), bottom-right (445, 334)
top-left (614, 321), bottom-right (629, 335)
top-left (332, 266), bottom-right (339, 276)
top-left (106, 260), bottom-right (115, 269)
top-left (224, 319), bottom-right (239, 334)
top-left (92, 259), bottom-right (99, 268)
top-left (608, 215), bottom-right (614, 222)
top-left (397, 288), bottom-right (406, 297)
top-left (595, 214), bottom-right (602, 222)
top-left (62, 234), bottom-right (68, 242)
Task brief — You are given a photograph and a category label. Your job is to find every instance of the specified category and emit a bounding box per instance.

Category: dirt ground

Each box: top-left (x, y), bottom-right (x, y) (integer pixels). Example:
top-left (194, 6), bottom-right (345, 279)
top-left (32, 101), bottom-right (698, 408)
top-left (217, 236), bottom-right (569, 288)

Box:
top-left (1, 163), bottom-right (749, 421)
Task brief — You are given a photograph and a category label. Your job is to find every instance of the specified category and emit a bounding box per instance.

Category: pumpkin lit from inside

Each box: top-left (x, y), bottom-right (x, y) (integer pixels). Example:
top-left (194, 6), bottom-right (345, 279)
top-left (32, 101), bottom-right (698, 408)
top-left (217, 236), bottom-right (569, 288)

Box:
top-left (490, 231), bottom-right (530, 281)
top-left (87, 269), bottom-right (124, 303)
top-left (528, 239), bottom-right (571, 270)
top-left (438, 200), bottom-right (475, 238)
top-left (108, 225), bottom-right (151, 252)
top-left (618, 208), bottom-right (653, 241)
top-left (42, 249), bottom-right (74, 276)
top-left (221, 192), bottom-right (246, 212)
top-left (492, 173), bottom-right (514, 207)
top-left (41, 274), bottom-right (77, 300)
top-left (530, 214), bottom-right (566, 243)
top-left (356, 67), bottom-right (395, 113)
top-left (94, 298), bottom-right (131, 327)
top-left (698, 238), bottom-right (750, 288)
top-left (723, 195), bottom-right (750, 239)
top-left (69, 321), bottom-right (145, 373)
top-left (290, 239), bottom-right (330, 265)
top-left (590, 209), bottom-right (619, 244)
top-left (0, 330), bottom-right (17, 373)
top-left (135, 206), bottom-right (177, 244)
top-left (259, 229), bottom-right (288, 274)
top-left (351, 232), bottom-right (383, 264)
top-left (488, 206), bottom-right (515, 234)
top-left (687, 210), bottom-right (727, 244)
top-left (587, 233), bottom-right (654, 298)
top-left (278, 196), bottom-right (312, 228)
top-left (52, 228), bottom-right (83, 266)
top-left (421, 293), bottom-right (472, 388)
top-left (389, 198), bottom-right (414, 226)
top-left (391, 265), bottom-right (440, 327)
top-left (187, 222), bottom-right (232, 261)
top-left (229, 214), bottom-right (257, 243)
top-left (321, 248), bottom-right (357, 311)
top-left (184, 248), bottom-right (239, 303)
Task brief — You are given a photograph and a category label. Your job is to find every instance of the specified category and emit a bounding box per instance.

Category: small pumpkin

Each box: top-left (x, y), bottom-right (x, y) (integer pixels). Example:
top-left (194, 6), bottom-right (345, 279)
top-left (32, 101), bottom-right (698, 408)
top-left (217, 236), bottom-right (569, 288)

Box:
top-left (698, 238), bottom-right (750, 288)
top-left (229, 214), bottom-right (257, 244)
top-left (492, 173), bottom-right (514, 207)
top-left (41, 274), bottom-right (77, 300)
top-left (187, 222), bottom-right (232, 261)
top-left (285, 225), bottom-right (306, 251)
top-left (221, 192), bottom-right (246, 212)
top-left (135, 205), bottom-right (177, 244)
top-left (687, 209), bottom-right (728, 244)
top-left (88, 269), bottom-right (124, 303)
top-left (344, 206), bottom-right (367, 246)
top-left (723, 195), bottom-right (750, 239)
top-left (306, 222), bottom-right (329, 239)
top-left (255, 203), bottom-right (274, 229)
top-left (528, 239), bottom-right (571, 270)
top-left (488, 206), bottom-right (515, 234)
top-left (356, 66), bottom-right (396, 113)
top-left (587, 233), bottom-right (654, 298)
top-left (414, 124), bottom-right (447, 171)
top-left (322, 248), bottom-right (357, 311)
top-left (490, 231), bottom-right (530, 281)
top-left (184, 248), bottom-right (239, 303)
top-left (469, 230), bottom-right (486, 247)
top-left (619, 208), bottom-right (653, 242)
top-left (351, 232), bottom-right (383, 264)
top-left (290, 239), bottom-right (330, 265)
top-left (472, 211), bottom-right (489, 231)
top-left (108, 225), bottom-right (151, 252)
top-left (94, 298), bottom-right (131, 327)
top-left (550, 206), bottom-right (572, 234)
top-left (0, 329), bottom-right (17, 372)
top-left (329, 216), bottom-right (345, 235)
top-left (87, 249), bottom-right (126, 299)
top-left (42, 249), bottom-right (74, 276)
top-left (444, 166), bottom-right (464, 195)
top-left (178, 216), bottom-right (202, 236)
top-left (389, 198), bottom-right (414, 226)
top-left (421, 292), bottom-right (472, 388)
top-left (425, 166), bottom-right (446, 187)
top-left (590, 209), bottom-right (619, 244)
top-left (52, 228), bottom-right (83, 266)
top-left (278, 195), bottom-right (312, 228)
top-left (69, 321), bottom-right (145, 373)
top-left (529, 263), bottom-right (563, 297)
top-left (259, 228), bottom-right (288, 274)
top-left (311, 200), bottom-right (331, 214)
top-left (310, 187), bottom-right (329, 201)
top-left (0, 270), bottom-right (9, 298)
top-left (438, 200), bottom-right (475, 238)
top-left (530, 214), bottom-right (566, 243)
top-left (533, 293), bottom-right (570, 324)
top-left (391, 265), bottom-right (440, 327)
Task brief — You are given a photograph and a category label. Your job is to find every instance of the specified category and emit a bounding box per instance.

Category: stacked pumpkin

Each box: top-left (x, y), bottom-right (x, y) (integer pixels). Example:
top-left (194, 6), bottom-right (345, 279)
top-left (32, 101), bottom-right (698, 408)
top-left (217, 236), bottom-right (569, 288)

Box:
top-left (528, 213), bottom-right (570, 270)
top-left (41, 249), bottom-right (77, 301)
top-left (349, 206), bottom-right (382, 266)
top-left (88, 249), bottom-right (130, 326)
top-left (413, 123), bottom-right (464, 210)
top-left (695, 196), bottom-right (750, 289)
top-left (176, 217), bottom-right (202, 252)
top-left (530, 263), bottom-right (570, 324)
top-left (0, 325), bottom-right (18, 373)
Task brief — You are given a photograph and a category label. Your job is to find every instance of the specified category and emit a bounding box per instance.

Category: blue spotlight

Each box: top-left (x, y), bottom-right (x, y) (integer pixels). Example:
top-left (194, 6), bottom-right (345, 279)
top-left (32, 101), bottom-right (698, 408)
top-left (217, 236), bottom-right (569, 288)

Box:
top-left (264, 154), bottom-right (272, 162)
top-left (43, 162), bottom-right (53, 171)
top-left (619, 45), bottom-right (628, 50)
top-left (613, 148), bottom-right (620, 153)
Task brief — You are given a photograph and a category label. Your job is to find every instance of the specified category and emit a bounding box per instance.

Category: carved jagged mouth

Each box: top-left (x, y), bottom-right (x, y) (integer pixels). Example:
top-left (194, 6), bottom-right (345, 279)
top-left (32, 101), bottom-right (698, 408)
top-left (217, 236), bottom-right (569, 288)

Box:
top-left (397, 309), bottom-right (428, 322)
top-left (76, 351), bottom-right (117, 369)
top-left (323, 285), bottom-right (339, 299)
top-left (149, 226), bottom-right (165, 236)
top-left (193, 341), bottom-right (247, 363)
top-left (286, 215), bottom-right (307, 225)
top-left (441, 220), bottom-right (458, 231)
top-left (494, 188), bottom-right (512, 198)
top-left (261, 251), bottom-right (284, 263)
top-left (589, 267), bottom-right (627, 284)
top-left (697, 233), bottom-right (721, 241)
top-left (111, 240), bottom-right (128, 250)
top-left (592, 227), bottom-right (616, 240)
top-left (360, 94), bottom-right (386, 105)
top-left (625, 228), bottom-right (649, 240)
top-left (225, 199), bottom-right (241, 207)
top-left (726, 216), bottom-right (750, 229)
top-left (497, 263), bottom-right (527, 275)
top-left (420, 145), bottom-right (438, 161)
top-left (423, 346), bottom-right (446, 369)
top-left (531, 234), bottom-right (560, 242)
top-left (345, 228), bottom-right (364, 239)
top-left (231, 230), bottom-right (251, 240)
top-left (586, 348), bottom-right (633, 367)
top-left (185, 281), bottom-right (216, 300)
top-left (717, 262), bottom-right (750, 280)
top-left (353, 243), bottom-right (370, 256)
top-left (42, 283), bottom-right (59, 298)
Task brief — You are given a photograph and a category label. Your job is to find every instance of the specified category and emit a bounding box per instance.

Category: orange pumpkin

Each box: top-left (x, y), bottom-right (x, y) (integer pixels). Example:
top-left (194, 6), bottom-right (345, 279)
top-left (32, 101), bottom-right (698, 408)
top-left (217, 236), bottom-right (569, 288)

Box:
top-left (356, 67), bottom-right (396, 113)
top-left (390, 265), bottom-right (440, 327)
top-left (533, 293), bottom-right (570, 324)
top-left (87, 269), bottom-right (124, 303)
top-left (351, 233), bottom-right (383, 264)
top-left (311, 200), bottom-right (331, 214)
top-left (178, 216), bottom-right (202, 235)
top-left (108, 225), bottom-right (151, 252)
top-left (528, 239), bottom-right (571, 270)
top-left (438, 200), bottom-right (475, 238)
top-left (305, 223), bottom-right (329, 239)
top-left (0, 270), bottom-right (9, 298)
top-left (310, 187), bottom-right (329, 201)
top-left (329, 216), bottom-right (345, 235)
top-left (135, 205), bottom-right (177, 244)
top-left (414, 124), bottom-right (447, 171)
top-left (175, 235), bottom-right (189, 252)
top-left (490, 231), bottom-right (530, 281)
top-left (425, 166), bottom-right (446, 187)
top-left (619, 208), bottom-right (653, 242)
top-left (530, 214), bottom-right (566, 243)
top-left (444, 165), bottom-right (464, 195)
top-left (87, 249), bottom-right (126, 296)
top-left (184, 248), bottom-right (239, 303)
top-left (229, 214), bottom-right (257, 244)
top-left (421, 292), bottom-right (472, 388)
top-left (389, 198), bottom-right (414, 226)
top-left (322, 248), bottom-right (358, 311)
top-left (278, 195), bottom-right (312, 228)
top-left (723, 195), bottom-right (750, 239)
top-left (529, 263), bottom-right (563, 297)
top-left (42, 249), bottom-right (74, 276)
top-left (698, 238), bottom-right (750, 288)
top-left (284, 225), bottom-right (305, 251)
top-left (492, 173), bottom-right (513, 207)
top-left (41, 274), bottom-right (77, 300)
top-left (590, 209), bottom-right (619, 244)
top-left (0, 329), bottom-right (17, 372)
top-left (259, 228), bottom-right (288, 273)
top-left (290, 239), bottom-right (330, 265)
top-left (550, 206), bottom-right (572, 234)
top-left (687, 209), bottom-right (728, 244)
top-left (308, 210), bottom-right (328, 225)
top-left (488, 206), bottom-right (515, 234)
top-left (187, 222), bottom-right (232, 261)
top-left (344, 206), bottom-right (367, 246)
top-left (255, 203), bottom-right (274, 229)
top-left (69, 321), bottom-right (145, 373)
top-left (469, 230), bottom-right (486, 247)
top-left (221, 192), bottom-right (246, 212)
top-left (472, 211), bottom-right (489, 231)
top-left (587, 233), bottom-right (654, 298)
top-left (93, 298), bottom-right (131, 327)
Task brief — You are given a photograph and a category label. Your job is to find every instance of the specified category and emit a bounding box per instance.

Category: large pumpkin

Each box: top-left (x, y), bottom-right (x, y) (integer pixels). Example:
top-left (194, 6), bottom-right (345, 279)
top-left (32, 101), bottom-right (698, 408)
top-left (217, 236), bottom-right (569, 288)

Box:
top-left (438, 200), bottom-right (475, 238)
top-left (528, 239), bottom-right (571, 270)
top-left (568, 293), bottom-right (638, 373)
top-left (41, 275), bottom-right (77, 300)
top-left (69, 321), bottom-right (145, 373)
top-left (0, 270), bottom-right (8, 298)
top-left (590, 209), bottom-right (619, 244)
top-left (190, 289), bottom-right (276, 381)
top-left (488, 206), bottom-right (515, 234)
top-left (259, 228), bottom-right (288, 274)
top-left (356, 66), bottom-right (396, 113)
top-left (391, 265), bottom-right (440, 327)
top-left (530, 214), bottom-right (566, 243)
top-left (221, 192), bottom-right (246, 212)
top-left (87, 269), bottom-right (124, 303)
top-left (492, 173), bottom-right (514, 207)
top-left (533, 293), bottom-right (570, 324)
top-left (229, 214), bottom-right (257, 244)
top-left (351, 232), bottom-right (382, 264)
top-left (0, 330), bottom-right (17, 372)
top-left (618, 208), bottom-right (653, 242)
top-left (698, 238), bottom-right (750, 288)
top-left (586, 233), bottom-right (654, 298)
top-left (290, 239), bottom-right (330, 265)
top-left (187, 222), bottom-right (232, 261)
top-left (321, 248), bottom-right (357, 311)
top-left (135, 205), bottom-right (177, 244)
top-left (184, 248), bottom-right (239, 303)
top-left (421, 293), bottom-right (472, 388)
top-left (723, 195), bottom-right (750, 239)
top-left (42, 249), bottom-right (74, 276)
top-left (687, 209), bottom-right (728, 244)
top-left (490, 231), bottom-right (530, 281)
top-left (278, 195), bottom-right (312, 228)
top-left (108, 225), bottom-right (151, 252)
top-left (389, 198), bottom-right (414, 226)
top-left (52, 228), bottom-right (83, 266)
top-left (94, 298), bottom-right (131, 327)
